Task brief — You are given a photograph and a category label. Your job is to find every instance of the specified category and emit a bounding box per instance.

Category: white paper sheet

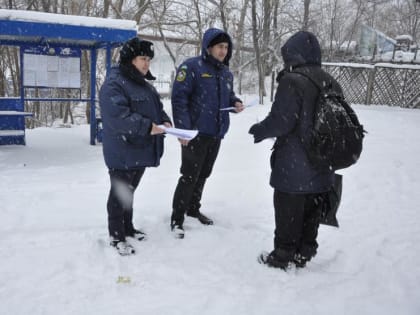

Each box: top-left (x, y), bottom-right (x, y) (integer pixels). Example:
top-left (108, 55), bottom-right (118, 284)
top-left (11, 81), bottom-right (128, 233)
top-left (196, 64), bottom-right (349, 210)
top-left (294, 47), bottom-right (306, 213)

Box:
top-left (158, 125), bottom-right (198, 140)
top-left (219, 98), bottom-right (259, 111)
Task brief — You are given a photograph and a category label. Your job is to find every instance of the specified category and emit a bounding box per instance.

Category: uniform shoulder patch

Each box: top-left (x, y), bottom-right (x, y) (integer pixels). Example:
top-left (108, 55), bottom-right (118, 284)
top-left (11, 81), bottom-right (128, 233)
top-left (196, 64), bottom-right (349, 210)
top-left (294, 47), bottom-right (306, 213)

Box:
top-left (176, 69), bottom-right (187, 82)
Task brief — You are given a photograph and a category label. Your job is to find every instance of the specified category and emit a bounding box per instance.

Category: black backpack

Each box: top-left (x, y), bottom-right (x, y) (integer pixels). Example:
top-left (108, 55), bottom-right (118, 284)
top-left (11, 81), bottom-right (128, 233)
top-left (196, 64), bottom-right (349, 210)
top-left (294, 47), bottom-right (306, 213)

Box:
top-left (295, 71), bottom-right (365, 170)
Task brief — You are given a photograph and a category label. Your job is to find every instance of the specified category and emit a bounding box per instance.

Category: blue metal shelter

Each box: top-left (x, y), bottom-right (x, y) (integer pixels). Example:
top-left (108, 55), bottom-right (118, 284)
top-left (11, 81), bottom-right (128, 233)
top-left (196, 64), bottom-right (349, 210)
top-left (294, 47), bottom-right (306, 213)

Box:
top-left (0, 9), bottom-right (137, 145)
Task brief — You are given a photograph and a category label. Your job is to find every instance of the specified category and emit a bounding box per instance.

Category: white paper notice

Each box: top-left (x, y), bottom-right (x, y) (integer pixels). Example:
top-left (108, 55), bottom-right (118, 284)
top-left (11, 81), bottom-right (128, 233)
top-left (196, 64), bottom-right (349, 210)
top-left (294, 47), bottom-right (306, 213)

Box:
top-left (68, 72), bottom-right (81, 88)
top-left (37, 68), bottom-right (48, 86)
top-left (47, 56), bottom-right (59, 71)
top-left (158, 125), bottom-right (198, 140)
top-left (219, 98), bottom-right (259, 111)
top-left (24, 54), bottom-right (38, 71)
top-left (47, 71), bottom-right (59, 87)
top-left (23, 53), bottom-right (81, 88)
top-left (24, 70), bottom-right (36, 86)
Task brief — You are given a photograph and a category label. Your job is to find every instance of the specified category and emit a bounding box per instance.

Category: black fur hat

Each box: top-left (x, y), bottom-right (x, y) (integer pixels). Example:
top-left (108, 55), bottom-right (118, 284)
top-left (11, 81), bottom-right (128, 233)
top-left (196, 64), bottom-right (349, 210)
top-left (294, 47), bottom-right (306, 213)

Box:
top-left (120, 37), bottom-right (154, 64)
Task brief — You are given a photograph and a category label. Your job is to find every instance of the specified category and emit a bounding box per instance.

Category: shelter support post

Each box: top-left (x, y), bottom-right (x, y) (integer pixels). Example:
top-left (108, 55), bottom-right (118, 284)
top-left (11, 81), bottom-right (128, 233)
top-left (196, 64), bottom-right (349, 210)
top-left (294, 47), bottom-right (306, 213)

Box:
top-left (90, 48), bottom-right (97, 145)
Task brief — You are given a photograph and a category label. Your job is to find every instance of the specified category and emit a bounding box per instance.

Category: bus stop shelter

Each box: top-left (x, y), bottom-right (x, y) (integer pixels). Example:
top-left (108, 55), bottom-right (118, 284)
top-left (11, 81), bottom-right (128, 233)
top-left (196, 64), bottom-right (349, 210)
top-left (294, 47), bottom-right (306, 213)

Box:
top-left (0, 9), bottom-right (137, 145)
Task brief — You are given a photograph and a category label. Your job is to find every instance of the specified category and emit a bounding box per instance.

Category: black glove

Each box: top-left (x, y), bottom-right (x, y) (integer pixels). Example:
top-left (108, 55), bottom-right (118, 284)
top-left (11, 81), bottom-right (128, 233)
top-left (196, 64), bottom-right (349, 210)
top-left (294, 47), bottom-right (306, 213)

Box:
top-left (249, 124), bottom-right (263, 143)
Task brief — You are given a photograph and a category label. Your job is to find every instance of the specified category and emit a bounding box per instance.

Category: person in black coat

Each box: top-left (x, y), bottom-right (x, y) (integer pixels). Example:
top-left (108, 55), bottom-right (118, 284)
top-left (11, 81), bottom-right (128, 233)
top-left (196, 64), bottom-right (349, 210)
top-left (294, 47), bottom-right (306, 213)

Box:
top-left (99, 37), bottom-right (172, 255)
top-left (249, 31), bottom-right (342, 269)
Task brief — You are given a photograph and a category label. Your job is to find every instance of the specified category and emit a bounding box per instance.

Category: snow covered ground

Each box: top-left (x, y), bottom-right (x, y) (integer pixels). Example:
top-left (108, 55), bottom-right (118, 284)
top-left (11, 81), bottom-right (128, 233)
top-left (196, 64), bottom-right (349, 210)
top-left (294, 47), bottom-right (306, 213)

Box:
top-left (1, 100), bottom-right (420, 315)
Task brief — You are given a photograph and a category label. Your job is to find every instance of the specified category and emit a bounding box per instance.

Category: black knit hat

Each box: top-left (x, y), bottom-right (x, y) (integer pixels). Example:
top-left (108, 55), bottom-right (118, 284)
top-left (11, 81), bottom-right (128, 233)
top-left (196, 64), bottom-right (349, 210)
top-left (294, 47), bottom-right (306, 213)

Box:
top-left (120, 37), bottom-right (154, 64)
top-left (208, 33), bottom-right (230, 48)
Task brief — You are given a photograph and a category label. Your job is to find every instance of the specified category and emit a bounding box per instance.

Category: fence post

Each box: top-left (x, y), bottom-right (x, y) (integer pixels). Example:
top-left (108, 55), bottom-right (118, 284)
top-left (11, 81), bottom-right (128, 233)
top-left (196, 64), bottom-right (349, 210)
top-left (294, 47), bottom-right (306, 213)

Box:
top-left (365, 66), bottom-right (376, 105)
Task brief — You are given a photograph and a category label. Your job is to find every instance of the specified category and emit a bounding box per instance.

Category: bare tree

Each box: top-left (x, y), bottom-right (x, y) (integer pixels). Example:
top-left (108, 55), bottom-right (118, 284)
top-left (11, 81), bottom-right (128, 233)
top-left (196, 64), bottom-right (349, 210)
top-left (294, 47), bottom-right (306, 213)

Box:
top-left (131, 0), bottom-right (152, 23)
top-left (261, 0), bottom-right (272, 75)
top-left (231, 0), bottom-right (250, 94)
top-left (383, 0), bottom-right (420, 41)
top-left (342, 0), bottom-right (365, 56)
top-left (149, 0), bottom-right (178, 67)
top-left (192, 0), bottom-right (203, 43)
top-left (362, 0), bottom-right (392, 29)
top-left (208, 0), bottom-right (229, 32)
top-left (251, 0), bottom-right (264, 102)
top-left (302, 0), bottom-right (311, 31)
top-left (103, 0), bottom-right (110, 18)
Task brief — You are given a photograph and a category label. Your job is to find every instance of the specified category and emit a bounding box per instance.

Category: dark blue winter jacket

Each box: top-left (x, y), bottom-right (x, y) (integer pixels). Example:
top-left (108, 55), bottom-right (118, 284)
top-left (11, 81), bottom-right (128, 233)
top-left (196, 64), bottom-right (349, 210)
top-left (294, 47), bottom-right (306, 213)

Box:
top-left (171, 28), bottom-right (241, 138)
top-left (99, 64), bottom-right (171, 170)
top-left (249, 31), bottom-right (341, 193)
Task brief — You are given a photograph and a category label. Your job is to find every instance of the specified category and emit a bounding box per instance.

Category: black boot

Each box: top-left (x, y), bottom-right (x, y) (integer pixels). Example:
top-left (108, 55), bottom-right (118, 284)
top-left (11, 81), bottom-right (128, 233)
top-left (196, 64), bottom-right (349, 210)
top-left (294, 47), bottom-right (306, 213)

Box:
top-left (258, 249), bottom-right (293, 270)
top-left (126, 228), bottom-right (147, 241)
top-left (187, 212), bottom-right (214, 225)
top-left (293, 253), bottom-right (310, 268)
top-left (110, 237), bottom-right (136, 256)
top-left (170, 221), bottom-right (185, 239)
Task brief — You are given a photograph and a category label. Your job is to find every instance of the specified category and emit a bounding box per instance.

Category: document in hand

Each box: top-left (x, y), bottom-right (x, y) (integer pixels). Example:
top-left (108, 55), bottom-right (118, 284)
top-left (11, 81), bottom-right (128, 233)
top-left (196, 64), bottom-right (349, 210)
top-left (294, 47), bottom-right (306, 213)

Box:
top-left (158, 125), bottom-right (198, 141)
top-left (219, 98), bottom-right (259, 111)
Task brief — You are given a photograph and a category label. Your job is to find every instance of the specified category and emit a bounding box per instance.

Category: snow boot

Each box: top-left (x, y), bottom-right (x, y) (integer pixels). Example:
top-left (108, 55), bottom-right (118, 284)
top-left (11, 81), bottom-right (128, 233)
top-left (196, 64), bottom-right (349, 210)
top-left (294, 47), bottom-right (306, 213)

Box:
top-left (170, 221), bottom-right (185, 239)
top-left (258, 250), bottom-right (292, 270)
top-left (110, 238), bottom-right (135, 256)
top-left (187, 212), bottom-right (214, 225)
top-left (127, 228), bottom-right (147, 241)
top-left (293, 253), bottom-right (311, 268)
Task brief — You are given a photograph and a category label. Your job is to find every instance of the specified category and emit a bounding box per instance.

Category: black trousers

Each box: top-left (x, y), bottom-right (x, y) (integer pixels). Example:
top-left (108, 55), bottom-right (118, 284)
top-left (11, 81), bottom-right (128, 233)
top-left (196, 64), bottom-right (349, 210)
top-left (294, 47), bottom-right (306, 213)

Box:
top-left (171, 135), bottom-right (221, 225)
top-left (273, 190), bottom-right (325, 259)
top-left (107, 168), bottom-right (145, 241)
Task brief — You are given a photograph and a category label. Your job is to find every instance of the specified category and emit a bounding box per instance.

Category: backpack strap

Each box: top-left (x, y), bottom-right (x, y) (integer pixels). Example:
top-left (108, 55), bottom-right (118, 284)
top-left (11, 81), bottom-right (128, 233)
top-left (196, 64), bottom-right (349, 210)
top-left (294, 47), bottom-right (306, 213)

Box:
top-left (292, 68), bottom-right (329, 93)
top-left (288, 69), bottom-right (332, 148)
top-left (292, 68), bottom-right (345, 100)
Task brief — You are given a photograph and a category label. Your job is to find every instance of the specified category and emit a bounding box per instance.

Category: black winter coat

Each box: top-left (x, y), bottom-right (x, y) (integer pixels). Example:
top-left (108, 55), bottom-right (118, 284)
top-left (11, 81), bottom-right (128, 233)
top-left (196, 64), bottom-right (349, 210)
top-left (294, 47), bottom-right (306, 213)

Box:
top-left (99, 64), bottom-right (171, 170)
top-left (249, 31), bottom-right (341, 193)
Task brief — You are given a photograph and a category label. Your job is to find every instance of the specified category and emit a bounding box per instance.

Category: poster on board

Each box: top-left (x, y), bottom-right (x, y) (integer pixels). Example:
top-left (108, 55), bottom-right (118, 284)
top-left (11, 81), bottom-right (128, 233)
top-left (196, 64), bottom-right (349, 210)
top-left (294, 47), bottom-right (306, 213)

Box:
top-left (23, 46), bottom-right (81, 89)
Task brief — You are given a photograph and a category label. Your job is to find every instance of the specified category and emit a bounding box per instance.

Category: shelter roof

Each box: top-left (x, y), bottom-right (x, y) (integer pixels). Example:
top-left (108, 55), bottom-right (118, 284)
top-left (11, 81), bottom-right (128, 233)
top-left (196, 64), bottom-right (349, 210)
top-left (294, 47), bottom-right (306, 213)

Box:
top-left (0, 9), bottom-right (137, 49)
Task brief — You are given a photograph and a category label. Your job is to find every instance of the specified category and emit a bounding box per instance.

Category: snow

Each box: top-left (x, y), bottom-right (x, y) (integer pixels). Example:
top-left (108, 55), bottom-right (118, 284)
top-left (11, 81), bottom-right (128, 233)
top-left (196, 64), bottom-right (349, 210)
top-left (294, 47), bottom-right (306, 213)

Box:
top-left (375, 61), bottom-right (420, 69)
top-left (339, 41), bottom-right (357, 52)
top-left (379, 52), bottom-right (420, 64)
top-left (0, 9), bottom-right (137, 30)
top-left (396, 35), bottom-right (413, 42)
top-left (1, 100), bottom-right (420, 314)
top-left (323, 62), bottom-right (374, 69)
top-left (324, 61), bottom-right (420, 69)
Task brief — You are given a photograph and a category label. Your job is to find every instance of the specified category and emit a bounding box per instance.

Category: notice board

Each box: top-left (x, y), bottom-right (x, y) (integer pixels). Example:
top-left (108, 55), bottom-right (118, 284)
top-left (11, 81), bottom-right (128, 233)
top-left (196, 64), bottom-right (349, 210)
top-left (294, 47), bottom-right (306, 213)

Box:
top-left (23, 46), bottom-right (81, 88)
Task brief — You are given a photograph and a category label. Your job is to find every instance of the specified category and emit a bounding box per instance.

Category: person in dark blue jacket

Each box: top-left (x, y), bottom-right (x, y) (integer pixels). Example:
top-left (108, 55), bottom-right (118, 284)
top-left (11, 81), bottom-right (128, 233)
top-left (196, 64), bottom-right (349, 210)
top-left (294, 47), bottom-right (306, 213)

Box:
top-left (99, 37), bottom-right (172, 255)
top-left (170, 28), bottom-right (244, 238)
top-left (249, 31), bottom-right (342, 269)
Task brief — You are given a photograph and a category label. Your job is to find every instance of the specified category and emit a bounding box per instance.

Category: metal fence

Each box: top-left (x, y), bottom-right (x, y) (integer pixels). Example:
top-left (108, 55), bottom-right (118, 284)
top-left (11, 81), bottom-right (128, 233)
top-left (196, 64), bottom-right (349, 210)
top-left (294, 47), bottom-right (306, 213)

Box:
top-left (153, 79), bottom-right (172, 98)
top-left (323, 62), bottom-right (420, 108)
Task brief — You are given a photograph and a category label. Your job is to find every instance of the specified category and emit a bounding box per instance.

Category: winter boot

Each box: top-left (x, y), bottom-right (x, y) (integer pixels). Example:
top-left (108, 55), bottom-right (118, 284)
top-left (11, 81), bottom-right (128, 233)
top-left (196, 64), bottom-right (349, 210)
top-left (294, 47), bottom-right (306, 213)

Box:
top-left (293, 253), bottom-right (311, 268)
top-left (187, 212), bottom-right (214, 225)
top-left (110, 238), bottom-right (135, 256)
top-left (126, 228), bottom-right (147, 242)
top-left (170, 221), bottom-right (185, 239)
top-left (258, 249), bottom-right (293, 270)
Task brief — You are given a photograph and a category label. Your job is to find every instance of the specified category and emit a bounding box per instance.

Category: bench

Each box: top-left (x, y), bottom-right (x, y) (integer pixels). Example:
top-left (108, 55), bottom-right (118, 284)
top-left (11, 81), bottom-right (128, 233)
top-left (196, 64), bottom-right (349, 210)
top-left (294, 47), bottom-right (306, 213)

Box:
top-left (0, 99), bottom-right (33, 145)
